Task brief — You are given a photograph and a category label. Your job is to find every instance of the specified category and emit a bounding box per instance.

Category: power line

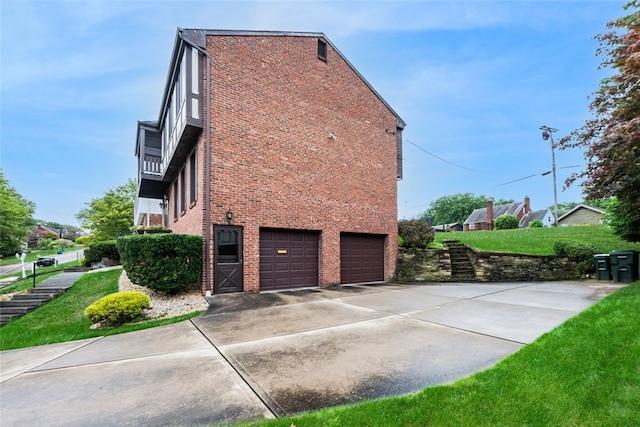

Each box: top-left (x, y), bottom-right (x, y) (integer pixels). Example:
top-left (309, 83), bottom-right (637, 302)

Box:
top-left (405, 139), bottom-right (490, 174)
top-left (495, 165), bottom-right (584, 187)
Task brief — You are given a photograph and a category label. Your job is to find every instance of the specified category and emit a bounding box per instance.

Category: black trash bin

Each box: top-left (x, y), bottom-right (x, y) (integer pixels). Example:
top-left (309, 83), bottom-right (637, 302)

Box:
top-left (610, 250), bottom-right (639, 282)
top-left (594, 254), bottom-right (612, 281)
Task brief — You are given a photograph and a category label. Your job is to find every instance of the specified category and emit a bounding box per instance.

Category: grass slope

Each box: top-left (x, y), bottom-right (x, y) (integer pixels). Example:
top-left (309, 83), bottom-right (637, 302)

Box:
top-left (251, 282), bottom-right (640, 426)
top-left (0, 269), bottom-right (202, 350)
top-left (434, 225), bottom-right (640, 255)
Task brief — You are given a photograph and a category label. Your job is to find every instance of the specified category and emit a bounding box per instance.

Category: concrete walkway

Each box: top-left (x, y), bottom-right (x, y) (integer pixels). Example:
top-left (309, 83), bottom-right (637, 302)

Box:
top-left (0, 280), bottom-right (623, 426)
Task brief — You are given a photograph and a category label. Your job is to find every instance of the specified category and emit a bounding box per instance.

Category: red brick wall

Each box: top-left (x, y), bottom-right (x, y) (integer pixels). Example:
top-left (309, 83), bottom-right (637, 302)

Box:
top-left (175, 35), bottom-right (400, 292)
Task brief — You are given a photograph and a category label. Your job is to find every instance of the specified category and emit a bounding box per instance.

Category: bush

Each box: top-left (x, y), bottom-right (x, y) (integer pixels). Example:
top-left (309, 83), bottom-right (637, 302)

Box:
top-left (75, 235), bottom-right (91, 246)
top-left (117, 233), bottom-right (202, 294)
top-left (46, 238), bottom-right (74, 249)
top-left (529, 219), bottom-right (544, 228)
top-left (83, 240), bottom-right (120, 266)
top-left (84, 291), bottom-right (151, 326)
top-left (398, 219), bottom-right (435, 248)
top-left (553, 239), bottom-right (599, 275)
top-left (494, 214), bottom-right (519, 230)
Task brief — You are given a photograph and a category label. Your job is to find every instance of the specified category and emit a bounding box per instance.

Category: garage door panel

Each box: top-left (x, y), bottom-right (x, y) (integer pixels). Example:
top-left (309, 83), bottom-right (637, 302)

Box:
top-left (260, 229), bottom-right (319, 291)
top-left (340, 233), bottom-right (385, 284)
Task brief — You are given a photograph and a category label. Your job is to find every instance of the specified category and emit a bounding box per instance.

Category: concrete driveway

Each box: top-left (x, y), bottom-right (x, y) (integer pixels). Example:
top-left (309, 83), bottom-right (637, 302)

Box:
top-left (0, 280), bottom-right (622, 426)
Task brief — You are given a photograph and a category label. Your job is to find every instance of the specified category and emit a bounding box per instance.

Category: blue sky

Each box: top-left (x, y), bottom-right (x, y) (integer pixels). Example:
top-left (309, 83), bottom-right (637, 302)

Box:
top-left (1, 0), bottom-right (627, 226)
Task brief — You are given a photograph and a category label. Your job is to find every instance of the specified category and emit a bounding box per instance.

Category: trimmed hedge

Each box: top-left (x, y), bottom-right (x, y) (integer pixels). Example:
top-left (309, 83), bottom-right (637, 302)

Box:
top-left (84, 291), bottom-right (151, 326)
top-left (117, 233), bottom-right (202, 294)
top-left (553, 239), bottom-right (599, 275)
top-left (83, 240), bottom-right (120, 266)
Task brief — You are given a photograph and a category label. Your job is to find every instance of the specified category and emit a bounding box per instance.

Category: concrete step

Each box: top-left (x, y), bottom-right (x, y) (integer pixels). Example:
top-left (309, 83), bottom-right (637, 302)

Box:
top-left (28, 287), bottom-right (65, 295)
top-left (9, 293), bottom-right (56, 301)
top-left (0, 305), bottom-right (35, 315)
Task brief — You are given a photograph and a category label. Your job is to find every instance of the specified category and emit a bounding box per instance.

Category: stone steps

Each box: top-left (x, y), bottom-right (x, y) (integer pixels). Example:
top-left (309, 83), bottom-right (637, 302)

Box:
top-left (443, 240), bottom-right (477, 281)
top-left (0, 272), bottom-right (84, 327)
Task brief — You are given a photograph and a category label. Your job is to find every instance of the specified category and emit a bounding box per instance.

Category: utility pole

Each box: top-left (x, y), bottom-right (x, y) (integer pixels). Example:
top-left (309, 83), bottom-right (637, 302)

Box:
top-left (540, 126), bottom-right (559, 226)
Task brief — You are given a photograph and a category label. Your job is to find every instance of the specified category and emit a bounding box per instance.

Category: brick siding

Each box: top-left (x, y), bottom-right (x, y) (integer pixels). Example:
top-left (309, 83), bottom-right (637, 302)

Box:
top-left (173, 34), bottom-right (400, 292)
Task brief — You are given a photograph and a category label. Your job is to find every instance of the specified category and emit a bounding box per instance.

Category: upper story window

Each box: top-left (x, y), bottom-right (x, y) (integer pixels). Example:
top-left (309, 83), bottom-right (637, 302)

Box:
top-left (318, 39), bottom-right (327, 62)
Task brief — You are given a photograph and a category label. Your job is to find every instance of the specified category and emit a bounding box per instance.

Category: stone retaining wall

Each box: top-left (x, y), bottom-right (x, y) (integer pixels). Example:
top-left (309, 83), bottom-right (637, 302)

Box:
top-left (396, 247), bottom-right (580, 282)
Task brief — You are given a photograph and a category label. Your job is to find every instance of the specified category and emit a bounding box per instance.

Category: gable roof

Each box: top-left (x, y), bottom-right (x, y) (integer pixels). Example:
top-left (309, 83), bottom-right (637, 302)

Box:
top-left (158, 28), bottom-right (405, 130)
top-left (557, 204), bottom-right (604, 222)
top-left (464, 201), bottom-right (525, 224)
top-left (519, 209), bottom-right (549, 228)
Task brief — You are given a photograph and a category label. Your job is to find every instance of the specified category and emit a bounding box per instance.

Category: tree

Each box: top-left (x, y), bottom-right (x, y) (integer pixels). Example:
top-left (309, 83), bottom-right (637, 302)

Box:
top-left (494, 214), bottom-right (519, 230)
top-left (76, 179), bottom-right (136, 242)
top-left (0, 169), bottom-right (36, 254)
top-left (558, 2), bottom-right (640, 242)
top-left (422, 193), bottom-right (514, 225)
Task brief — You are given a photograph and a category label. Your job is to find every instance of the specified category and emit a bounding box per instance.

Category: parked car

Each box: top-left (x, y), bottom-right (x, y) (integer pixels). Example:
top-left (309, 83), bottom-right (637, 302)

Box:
top-left (36, 257), bottom-right (56, 267)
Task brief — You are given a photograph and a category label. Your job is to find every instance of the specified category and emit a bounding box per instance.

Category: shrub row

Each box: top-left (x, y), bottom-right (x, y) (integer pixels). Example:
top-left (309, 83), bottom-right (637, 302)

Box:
top-left (83, 240), bottom-right (120, 266)
top-left (116, 233), bottom-right (202, 294)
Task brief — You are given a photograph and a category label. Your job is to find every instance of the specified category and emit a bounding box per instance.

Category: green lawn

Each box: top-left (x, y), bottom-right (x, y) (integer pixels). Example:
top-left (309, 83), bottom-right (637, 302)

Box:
top-left (0, 268), bottom-right (202, 350)
top-left (434, 225), bottom-right (640, 255)
top-left (247, 281), bottom-right (640, 426)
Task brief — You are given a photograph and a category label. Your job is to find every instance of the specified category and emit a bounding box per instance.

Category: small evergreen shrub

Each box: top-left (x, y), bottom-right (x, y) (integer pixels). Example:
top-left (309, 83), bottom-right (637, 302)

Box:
top-left (553, 239), bottom-right (599, 275)
top-left (398, 219), bottom-right (435, 248)
top-left (529, 219), bottom-right (544, 228)
top-left (494, 214), bottom-right (519, 230)
top-left (84, 291), bottom-right (151, 326)
top-left (117, 233), bottom-right (202, 294)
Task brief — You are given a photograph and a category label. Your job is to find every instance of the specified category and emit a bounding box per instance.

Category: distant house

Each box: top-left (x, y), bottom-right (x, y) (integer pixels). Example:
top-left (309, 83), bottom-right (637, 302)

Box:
top-left (463, 197), bottom-right (533, 231)
top-left (519, 209), bottom-right (552, 228)
top-left (557, 204), bottom-right (603, 226)
top-left (433, 222), bottom-right (463, 232)
top-left (28, 224), bottom-right (60, 247)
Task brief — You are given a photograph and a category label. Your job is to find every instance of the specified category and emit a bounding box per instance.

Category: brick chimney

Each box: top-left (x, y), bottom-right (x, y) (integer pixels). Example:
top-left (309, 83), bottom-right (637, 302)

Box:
top-left (486, 200), bottom-right (494, 230)
top-left (524, 196), bottom-right (531, 213)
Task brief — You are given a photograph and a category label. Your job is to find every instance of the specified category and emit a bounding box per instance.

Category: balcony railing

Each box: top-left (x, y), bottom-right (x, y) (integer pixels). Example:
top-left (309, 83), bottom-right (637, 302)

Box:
top-left (143, 154), bottom-right (162, 176)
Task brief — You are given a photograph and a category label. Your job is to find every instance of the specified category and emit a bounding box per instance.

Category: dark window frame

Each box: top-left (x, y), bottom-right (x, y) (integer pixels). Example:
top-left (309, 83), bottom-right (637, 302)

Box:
top-left (180, 167), bottom-right (186, 214)
top-left (189, 149), bottom-right (197, 205)
top-left (173, 181), bottom-right (178, 220)
top-left (317, 39), bottom-right (327, 62)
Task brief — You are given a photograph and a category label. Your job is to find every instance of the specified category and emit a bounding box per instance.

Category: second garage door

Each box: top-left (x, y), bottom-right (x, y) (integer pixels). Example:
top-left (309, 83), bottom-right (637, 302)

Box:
top-left (340, 233), bottom-right (385, 284)
top-left (260, 229), bottom-right (319, 291)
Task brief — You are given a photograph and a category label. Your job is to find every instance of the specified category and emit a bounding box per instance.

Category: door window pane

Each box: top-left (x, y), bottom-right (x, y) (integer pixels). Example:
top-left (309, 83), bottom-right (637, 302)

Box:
top-left (217, 230), bottom-right (239, 263)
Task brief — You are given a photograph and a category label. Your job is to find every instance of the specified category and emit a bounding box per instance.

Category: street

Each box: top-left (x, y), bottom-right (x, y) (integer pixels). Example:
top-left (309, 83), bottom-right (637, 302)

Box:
top-left (0, 249), bottom-right (84, 277)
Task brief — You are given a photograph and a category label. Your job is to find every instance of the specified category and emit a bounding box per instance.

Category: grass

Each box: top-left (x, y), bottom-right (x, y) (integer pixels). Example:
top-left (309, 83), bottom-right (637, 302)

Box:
top-left (246, 281), bottom-right (640, 426)
top-left (434, 225), bottom-right (640, 255)
top-left (0, 260), bottom-right (84, 295)
top-left (0, 268), bottom-right (203, 350)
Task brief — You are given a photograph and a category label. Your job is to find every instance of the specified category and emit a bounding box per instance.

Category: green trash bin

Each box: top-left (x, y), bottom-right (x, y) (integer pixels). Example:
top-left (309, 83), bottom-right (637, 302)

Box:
top-left (594, 254), bottom-right (612, 281)
top-left (610, 250), bottom-right (639, 282)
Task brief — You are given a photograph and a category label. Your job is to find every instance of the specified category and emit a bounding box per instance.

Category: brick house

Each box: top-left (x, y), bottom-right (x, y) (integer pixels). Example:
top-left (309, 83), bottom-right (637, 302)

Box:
top-left (463, 197), bottom-right (532, 231)
top-left (134, 29), bottom-right (405, 294)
